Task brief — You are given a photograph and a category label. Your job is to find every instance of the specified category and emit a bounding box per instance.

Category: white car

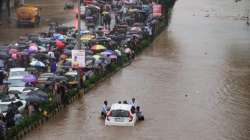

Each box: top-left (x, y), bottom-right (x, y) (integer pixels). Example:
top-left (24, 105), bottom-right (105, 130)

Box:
top-left (8, 78), bottom-right (27, 93)
top-left (105, 103), bottom-right (137, 126)
top-left (0, 98), bottom-right (27, 116)
top-left (9, 67), bottom-right (28, 79)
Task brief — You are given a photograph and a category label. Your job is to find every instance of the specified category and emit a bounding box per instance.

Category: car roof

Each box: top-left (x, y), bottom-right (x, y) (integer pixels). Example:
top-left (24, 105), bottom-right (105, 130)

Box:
top-left (110, 103), bottom-right (132, 111)
top-left (8, 77), bottom-right (25, 80)
top-left (10, 68), bottom-right (26, 72)
top-left (0, 99), bottom-right (23, 104)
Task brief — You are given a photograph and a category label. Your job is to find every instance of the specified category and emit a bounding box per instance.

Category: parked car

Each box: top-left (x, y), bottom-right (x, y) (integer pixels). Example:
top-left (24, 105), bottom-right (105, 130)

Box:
top-left (8, 78), bottom-right (27, 93)
top-left (105, 103), bottom-right (137, 126)
top-left (8, 67), bottom-right (28, 80)
top-left (0, 98), bottom-right (27, 116)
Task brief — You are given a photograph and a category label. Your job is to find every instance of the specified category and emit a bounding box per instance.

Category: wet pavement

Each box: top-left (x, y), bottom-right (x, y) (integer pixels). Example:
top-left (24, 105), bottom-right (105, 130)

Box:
top-left (10, 0), bottom-right (250, 139)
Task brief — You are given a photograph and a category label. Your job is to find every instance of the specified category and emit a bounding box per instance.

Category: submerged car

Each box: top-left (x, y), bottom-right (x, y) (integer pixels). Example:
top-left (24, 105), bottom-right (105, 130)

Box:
top-left (105, 103), bottom-right (137, 126)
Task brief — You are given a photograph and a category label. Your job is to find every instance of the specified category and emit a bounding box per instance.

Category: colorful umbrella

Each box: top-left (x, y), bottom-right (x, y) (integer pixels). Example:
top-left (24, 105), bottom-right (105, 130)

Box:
top-left (55, 40), bottom-right (65, 49)
top-left (80, 34), bottom-right (95, 42)
top-left (29, 43), bottom-right (38, 53)
top-left (109, 55), bottom-right (117, 59)
top-left (23, 74), bottom-right (37, 83)
top-left (91, 44), bottom-right (106, 51)
top-left (11, 53), bottom-right (18, 60)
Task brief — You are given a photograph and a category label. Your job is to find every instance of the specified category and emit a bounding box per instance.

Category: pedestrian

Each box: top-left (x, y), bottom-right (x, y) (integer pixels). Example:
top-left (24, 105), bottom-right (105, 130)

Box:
top-left (136, 106), bottom-right (144, 120)
top-left (107, 14), bottom-right (111, 29)
top-left (0, 70), bottom-right (5, 85)
top-left (0, 113), bottom-right (6, 140)
top-left (5, 105), bottom-right (15, 128)
top-left (28, 103), bottom-right (35, 117)
top-left (60, 81), bottom-right (67, 106)
top-left (50, 59), bottom-right (57, 73)
top-left (101, 100), bottom-right (109, 118)
top-left (129, 97), bottom-right (137, 108)
top-left (14, 111), bottom-right (23, 125)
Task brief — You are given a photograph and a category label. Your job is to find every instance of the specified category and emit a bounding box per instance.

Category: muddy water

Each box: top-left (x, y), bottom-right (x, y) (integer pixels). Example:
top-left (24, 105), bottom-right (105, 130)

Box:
top-left (21, 0), bottom-right (250, 140)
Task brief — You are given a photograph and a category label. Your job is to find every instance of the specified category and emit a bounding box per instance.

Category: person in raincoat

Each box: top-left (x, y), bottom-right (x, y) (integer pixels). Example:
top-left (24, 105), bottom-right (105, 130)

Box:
top-left (50, 60), bottom-right (57, 73)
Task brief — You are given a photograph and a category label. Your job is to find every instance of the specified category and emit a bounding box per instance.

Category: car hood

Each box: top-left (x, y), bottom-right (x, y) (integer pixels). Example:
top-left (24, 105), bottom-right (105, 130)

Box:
top-left (8, 87), bottom-right (26, 92)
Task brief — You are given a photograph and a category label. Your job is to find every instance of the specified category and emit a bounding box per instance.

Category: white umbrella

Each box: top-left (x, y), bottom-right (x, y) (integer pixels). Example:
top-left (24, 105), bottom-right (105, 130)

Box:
top-left (124, 48), bottom-right (131, 54)
top-left (30, 60), bottom-right (46, 67)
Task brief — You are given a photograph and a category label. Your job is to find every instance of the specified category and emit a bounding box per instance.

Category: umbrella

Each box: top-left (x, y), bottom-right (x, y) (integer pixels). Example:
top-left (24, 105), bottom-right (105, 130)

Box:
top-left (11, 53), bottom-right (18, 60)
top-left (9, 48), bottom-right (18, 54)
top-left (29, 43), bottom-right (38, 53)
top-left (93, 54), bottom-right (101, 60)
top-left (55, 40), bottom-right (65, 49)
top-left (24, 92), bottom-right (48, 103)
top-left (109, 55), bottom-right (117, 59)
top-left (125, 48), bottom-right (131, 53)
top-left (130, 27), bottom-right (142, 32)
top-left (23, 74), bottom-right (37, 83)
top-left (91, 44), bottom-right (106, 51)
top-left (115, 50), bottom-right (122, 56)
top-left (53, 33), bottom-right (65, 40)
top-left (100, 50), bottom-right (114, 56)
top-left (30, 60), bottom-right (46, 67)
top-left (80, 34), bottom-right (95, 42)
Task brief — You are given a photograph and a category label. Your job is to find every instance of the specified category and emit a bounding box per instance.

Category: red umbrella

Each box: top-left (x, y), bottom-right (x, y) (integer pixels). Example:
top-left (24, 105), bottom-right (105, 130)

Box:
top-left (55, 40), bottom-right (65, 49)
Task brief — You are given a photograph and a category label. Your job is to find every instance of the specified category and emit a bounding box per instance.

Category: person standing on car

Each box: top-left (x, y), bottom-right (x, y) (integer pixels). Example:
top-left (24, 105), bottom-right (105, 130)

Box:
top-left (129, 97), bottom-right (137, 108)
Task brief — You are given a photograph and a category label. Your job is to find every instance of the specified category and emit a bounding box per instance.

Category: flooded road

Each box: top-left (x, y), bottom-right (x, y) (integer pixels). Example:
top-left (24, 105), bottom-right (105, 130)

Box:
top-left (20, 0), bottom-right (250, 140)
top-left (0, 0), bottom-right (75, 43)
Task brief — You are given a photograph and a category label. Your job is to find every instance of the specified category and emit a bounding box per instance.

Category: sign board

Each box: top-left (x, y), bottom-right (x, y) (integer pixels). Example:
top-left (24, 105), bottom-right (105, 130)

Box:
top-left (153, 4), bottom-right (162, 17)
top-left (72, 50), bottom-right (85, 68)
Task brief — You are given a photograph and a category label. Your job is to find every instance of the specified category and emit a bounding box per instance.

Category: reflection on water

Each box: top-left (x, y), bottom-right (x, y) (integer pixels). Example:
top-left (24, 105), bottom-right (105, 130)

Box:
top-left (21, 0), bottom-right (250, 140)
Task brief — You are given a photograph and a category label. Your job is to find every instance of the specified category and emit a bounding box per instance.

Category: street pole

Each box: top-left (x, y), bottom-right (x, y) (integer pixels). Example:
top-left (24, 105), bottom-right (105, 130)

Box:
top-left (77, 0), bottom-right (81, 49)
top-left (77, 0), bottom-right (82, 90)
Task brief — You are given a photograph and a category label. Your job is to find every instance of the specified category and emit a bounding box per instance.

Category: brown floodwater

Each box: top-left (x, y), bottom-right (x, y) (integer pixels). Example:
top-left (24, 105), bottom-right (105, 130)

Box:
top-left (14, 0), bottom-right (250, 139)
top-left (0, 0), bottom-right (75, 43)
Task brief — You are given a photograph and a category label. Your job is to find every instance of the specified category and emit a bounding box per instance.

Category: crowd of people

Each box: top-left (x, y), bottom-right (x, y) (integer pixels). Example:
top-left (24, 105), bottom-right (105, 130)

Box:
top-left (0, 0), bottom-right (164, 138)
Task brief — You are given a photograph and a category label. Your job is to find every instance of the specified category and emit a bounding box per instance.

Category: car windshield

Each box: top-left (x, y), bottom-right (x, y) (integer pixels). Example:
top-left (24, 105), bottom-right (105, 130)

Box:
top-left (8, 79), bottom-right (26, 87)
top-left (111, 110), bottom-right (129, 117)
top-left (0, 104), bottom-right (9, 112)
top-left (9, 71), bottom-right (27, 78)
